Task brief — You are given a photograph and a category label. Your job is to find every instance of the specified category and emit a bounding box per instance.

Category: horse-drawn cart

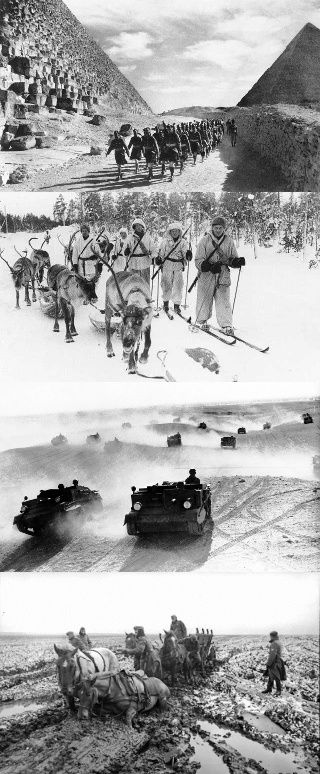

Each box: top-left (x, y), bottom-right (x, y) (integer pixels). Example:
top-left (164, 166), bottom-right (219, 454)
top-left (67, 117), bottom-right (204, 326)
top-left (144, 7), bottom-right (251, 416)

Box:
top-left (13, 484), bottom-right (103, 537)
top-left (124, 481), bottom-right (212, 536)
top-left (195, 628), bottom-right (215, 669)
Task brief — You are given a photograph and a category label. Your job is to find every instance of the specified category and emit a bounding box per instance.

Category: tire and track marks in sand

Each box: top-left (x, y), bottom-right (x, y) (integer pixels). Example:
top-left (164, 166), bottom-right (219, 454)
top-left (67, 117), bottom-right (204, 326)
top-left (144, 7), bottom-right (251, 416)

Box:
top-left (1, 477), bottom-right (318, 573)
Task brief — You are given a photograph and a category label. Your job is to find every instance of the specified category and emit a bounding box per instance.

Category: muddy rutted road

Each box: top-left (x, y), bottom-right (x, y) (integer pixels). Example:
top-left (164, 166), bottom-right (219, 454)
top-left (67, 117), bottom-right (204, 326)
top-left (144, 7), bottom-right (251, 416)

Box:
top-left (0, 476), bottom-right (319, 572)
top-left (0, 635), bottom-right (318, 774)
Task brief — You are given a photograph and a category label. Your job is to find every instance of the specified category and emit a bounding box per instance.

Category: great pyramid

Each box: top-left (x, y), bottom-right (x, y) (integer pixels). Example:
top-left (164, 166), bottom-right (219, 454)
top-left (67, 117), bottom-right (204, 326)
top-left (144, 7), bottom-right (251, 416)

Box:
top-left (238, 23), bottom-right (320, 107)
top-left (0, 0), bottom-right (151, 114)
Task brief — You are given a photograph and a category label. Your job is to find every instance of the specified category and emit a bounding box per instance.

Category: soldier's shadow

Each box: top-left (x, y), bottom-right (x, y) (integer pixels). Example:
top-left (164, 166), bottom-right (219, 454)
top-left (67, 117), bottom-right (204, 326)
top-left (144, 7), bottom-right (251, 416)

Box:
top-left (39, 164), bottom-right (170, 191)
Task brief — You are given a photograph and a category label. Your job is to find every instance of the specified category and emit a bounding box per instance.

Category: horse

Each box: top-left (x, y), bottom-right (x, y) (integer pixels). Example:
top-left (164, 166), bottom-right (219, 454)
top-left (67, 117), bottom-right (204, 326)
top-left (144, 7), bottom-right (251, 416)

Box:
top-left (77, 670), bottom-right (170, 725)
top-left (47, 264), bottom-right (98, 342)
top-left (105, 270), bottom-right (153, 374)
top-left (159, 631), bottom-right (192, 686)
top-left (124, 632), bottom-right (162, 679)
top-left (54, 644), bottom-right (119, 710)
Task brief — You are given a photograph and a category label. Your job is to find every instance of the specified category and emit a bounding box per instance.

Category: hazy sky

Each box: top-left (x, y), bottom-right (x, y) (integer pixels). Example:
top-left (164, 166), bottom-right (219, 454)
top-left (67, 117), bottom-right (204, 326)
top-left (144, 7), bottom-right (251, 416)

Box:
top-left (0, 382), bottom-right (318, 418)
top-left (0, 573), bottom-right (318, 635)
top-left (64, 0), bottom-right (320, 112)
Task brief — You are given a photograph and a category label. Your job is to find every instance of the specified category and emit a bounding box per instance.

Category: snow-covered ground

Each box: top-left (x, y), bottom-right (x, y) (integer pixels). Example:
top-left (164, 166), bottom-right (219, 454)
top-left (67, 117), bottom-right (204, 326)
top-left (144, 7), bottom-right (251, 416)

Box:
top-left (0, 226), bottom-right (319, 382)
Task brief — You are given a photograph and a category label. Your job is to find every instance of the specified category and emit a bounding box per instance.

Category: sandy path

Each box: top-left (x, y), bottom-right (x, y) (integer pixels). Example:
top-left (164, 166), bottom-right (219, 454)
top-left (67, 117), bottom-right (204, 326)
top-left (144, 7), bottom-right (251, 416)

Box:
top-left (0, 477), bottom-right (318, 573)
top-left (4, 136), bottom-right (288, 193)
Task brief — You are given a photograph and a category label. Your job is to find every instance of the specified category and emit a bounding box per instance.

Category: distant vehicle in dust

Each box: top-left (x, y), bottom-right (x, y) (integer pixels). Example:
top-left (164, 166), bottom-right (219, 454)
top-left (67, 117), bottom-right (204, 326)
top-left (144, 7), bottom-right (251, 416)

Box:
top-left (51, 433), bottom-right (68, 446)
top-left (302, 413), bottom-right (313, 425)
top-left (13, 481), bottom-right (103, 537)
top-left (198, 422), bottom-right (207, 430)
top-left (124, 479), bottom-right (212, 536)
top-left (237, 427), bottom-right (246, 434)
top-left (221, 436), bottom-right (236, 448)
top-left (263, 422), bottom-right (271, 430)
top-left (86, 432), bottom-right (101, 444)
top-left (167, 432), bottom-right (182, 447)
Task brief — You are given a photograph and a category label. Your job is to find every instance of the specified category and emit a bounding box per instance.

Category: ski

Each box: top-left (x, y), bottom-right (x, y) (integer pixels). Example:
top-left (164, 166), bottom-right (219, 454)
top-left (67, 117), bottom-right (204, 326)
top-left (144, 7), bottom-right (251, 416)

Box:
top-left (210, 326), bottom-right (269, 353)
top-left (163, 308), bottom-right (174, 321)
top-left (176, 312), bottom-right (236, 345)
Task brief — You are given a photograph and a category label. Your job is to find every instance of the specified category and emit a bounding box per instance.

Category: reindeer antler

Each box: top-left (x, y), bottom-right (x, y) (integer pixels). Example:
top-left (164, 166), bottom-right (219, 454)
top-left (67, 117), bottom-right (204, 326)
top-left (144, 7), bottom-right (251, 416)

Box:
top-left (57, 234), bottom-right (67, 248)
top-left (0, 250), bottom-right (13, 272)
top-left (14, 245), bottom-right (27, 259)
top-left (28, 237), bottom-right (37, 249)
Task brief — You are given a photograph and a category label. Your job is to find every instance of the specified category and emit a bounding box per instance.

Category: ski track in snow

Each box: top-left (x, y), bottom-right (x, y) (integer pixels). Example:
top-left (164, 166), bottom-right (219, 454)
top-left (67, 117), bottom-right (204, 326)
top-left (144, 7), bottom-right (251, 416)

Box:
top-left (0, 227), bottom-right (319, 382)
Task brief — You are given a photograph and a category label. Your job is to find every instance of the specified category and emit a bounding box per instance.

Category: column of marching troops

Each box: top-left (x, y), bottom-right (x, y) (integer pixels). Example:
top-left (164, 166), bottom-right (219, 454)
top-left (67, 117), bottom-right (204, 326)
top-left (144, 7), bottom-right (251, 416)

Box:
top-left (106, 118), bottom-right (238, 181)
top-left (71, 214), bottom-right (245, 336)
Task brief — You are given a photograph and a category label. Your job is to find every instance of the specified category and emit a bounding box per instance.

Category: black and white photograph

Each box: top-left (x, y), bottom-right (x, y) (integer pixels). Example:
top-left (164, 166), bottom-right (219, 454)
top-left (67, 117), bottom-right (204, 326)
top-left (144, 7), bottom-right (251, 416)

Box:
top-left (0, 572), bottom-right (319, 774)
top-left (0, 382), bottom-right (318, 573)
top-left (1, 191), bottom-right (320, 383)
top-left (0, 0), bottom-right (319, 772)
top-left (0, 1), bottom-right (320, 191)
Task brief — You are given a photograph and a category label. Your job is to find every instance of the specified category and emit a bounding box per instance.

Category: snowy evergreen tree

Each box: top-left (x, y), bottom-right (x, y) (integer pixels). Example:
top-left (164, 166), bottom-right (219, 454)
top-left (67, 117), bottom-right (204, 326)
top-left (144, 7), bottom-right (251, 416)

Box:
top-left (53, 194), bottom-right (67, 224)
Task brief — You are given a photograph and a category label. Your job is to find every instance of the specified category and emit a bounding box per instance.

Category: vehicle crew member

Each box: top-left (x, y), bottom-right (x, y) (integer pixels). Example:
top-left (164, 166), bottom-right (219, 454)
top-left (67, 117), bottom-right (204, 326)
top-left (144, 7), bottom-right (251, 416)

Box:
top-left (185, 469), bottom-right (200, 485)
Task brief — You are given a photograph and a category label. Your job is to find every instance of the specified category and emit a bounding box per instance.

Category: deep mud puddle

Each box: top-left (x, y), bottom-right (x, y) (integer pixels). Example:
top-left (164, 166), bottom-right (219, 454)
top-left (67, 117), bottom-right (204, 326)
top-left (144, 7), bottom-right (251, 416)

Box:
top-left (0, 699), bottom-right (47, 718)
top-left (191, 720), bottom-right (310, 774)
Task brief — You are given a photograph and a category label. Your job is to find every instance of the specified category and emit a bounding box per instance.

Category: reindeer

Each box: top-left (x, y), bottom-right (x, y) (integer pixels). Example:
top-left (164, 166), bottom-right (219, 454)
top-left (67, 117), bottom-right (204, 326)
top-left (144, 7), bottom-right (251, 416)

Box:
top-left (28, 232), bottom-right (51, 285)
top-left (104, 267), bottom-right (153, 374)
top-left (0, 236), bottom-right (50, 309)
top-left (47, 264), bottom-right (98, 343)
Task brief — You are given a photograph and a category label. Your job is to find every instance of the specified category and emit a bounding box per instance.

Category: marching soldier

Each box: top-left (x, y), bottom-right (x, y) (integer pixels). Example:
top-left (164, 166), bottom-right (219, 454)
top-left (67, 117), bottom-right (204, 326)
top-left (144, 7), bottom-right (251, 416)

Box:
top-left (106, 130), bottom-right (129, 180)
top-left (128, 129), bottom-right (143, 173)
top-left (156, 221), bottom-right (192, 314)
top-left (123, 218), bottom-right (157, 285)
top-left (141, 128), bottom-right (159, 181)
top-left (195, 215), bottom-right (245, 335)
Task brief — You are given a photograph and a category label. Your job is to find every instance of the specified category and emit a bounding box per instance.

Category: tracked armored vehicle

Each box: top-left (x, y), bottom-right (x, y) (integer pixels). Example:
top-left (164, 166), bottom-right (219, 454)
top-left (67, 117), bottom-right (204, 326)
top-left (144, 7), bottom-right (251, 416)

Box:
top-left (221, 436), bottom-right (236, 448)
top-left (13, 484), bottom-right (103, 537)
top-left (124, 481), bottom-right (211, 536)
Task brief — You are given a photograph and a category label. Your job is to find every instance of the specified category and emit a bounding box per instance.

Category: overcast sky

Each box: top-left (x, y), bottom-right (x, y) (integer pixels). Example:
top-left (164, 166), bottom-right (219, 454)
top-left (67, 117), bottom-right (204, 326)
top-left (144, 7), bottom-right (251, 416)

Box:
top-left (0, 382), bottom-right (318, 418)
top-left (0, 193), bottom-right (73, 219)
top-left (0, 573), bottom-right (318, 635)
top-left (63, 0), bottom-right (320, 112)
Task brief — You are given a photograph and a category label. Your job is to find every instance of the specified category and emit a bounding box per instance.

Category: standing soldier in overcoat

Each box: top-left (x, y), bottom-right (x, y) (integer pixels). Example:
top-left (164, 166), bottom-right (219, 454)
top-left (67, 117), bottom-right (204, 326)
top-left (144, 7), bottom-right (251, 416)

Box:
top-left (156, 221), bottom-right (192, 314)
top-left (195, 215), bottom-right (245, 335)
top-left (124, 219), bottom-right (157, 285)
top-left (262, 630), bottom-right (286, 696)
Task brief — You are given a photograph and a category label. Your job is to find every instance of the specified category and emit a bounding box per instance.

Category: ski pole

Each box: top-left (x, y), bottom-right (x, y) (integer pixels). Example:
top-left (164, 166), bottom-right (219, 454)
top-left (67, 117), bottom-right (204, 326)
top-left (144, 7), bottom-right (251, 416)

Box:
top-left (232, 266), bottom-right (242, 314)
top-left (156, 272), bottom-right (161, 311)
top-left (182, 257), bottom-right (190, 309)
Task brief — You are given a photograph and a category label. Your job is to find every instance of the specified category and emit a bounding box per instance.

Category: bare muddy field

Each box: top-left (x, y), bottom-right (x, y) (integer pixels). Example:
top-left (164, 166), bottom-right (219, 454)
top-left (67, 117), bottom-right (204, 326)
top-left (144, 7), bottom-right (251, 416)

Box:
top-left (0, 635), bottom-right (318, 774)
